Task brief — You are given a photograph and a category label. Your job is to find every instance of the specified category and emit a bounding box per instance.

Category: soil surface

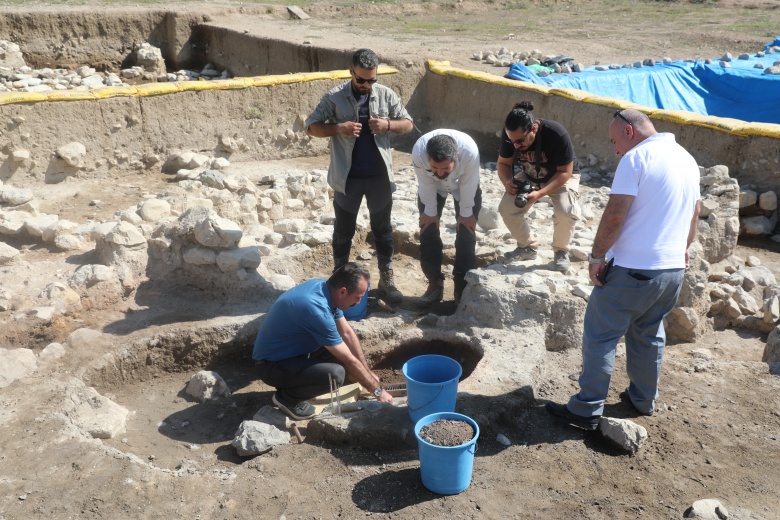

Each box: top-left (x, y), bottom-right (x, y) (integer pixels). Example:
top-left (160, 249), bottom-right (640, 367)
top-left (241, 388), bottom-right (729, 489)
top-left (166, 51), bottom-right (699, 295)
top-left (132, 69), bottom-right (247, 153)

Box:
top-left (419, 419), bottom-right (476, 447)
top-left (1, 2), bottom-right (780, 520)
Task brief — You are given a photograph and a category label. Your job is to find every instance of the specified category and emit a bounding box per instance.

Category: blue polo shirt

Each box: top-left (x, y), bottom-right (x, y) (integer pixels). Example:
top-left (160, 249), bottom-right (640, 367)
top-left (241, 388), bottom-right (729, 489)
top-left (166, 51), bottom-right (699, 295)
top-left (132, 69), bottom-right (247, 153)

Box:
top-left (252, 279), bottom-right (345, 361)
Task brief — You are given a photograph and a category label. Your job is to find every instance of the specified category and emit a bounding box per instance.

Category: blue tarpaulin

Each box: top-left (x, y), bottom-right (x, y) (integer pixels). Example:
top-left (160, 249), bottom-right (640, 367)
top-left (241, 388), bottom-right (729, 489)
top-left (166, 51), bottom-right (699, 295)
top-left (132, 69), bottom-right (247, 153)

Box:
top-left (504, 39), bottom-right (780, 124)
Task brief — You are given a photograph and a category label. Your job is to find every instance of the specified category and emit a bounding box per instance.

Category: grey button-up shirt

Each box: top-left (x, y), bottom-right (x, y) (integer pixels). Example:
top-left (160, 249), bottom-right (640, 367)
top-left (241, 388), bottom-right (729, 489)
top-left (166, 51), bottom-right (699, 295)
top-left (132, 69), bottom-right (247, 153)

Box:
top-left (305, 81), bottom-right (413, 195)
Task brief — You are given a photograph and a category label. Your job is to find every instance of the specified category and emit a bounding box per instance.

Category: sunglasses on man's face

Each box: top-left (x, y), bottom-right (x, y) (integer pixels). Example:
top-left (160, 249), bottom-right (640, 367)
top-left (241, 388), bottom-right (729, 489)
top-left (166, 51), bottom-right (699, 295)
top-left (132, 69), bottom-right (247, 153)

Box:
top-left (354, 76), bottom-right (378, 85)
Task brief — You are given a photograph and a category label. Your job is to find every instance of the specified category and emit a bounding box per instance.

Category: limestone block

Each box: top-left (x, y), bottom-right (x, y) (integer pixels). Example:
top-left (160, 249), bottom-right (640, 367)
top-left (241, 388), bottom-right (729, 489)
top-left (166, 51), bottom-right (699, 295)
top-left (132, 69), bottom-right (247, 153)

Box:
top-left (764, 325), bottom-right (780, 362)
top-left (134, 43), bottom-right (166, 76)
top-left (216, 245), bottom-right (262, 272)
top-left (139, 199), bottom-right (172, 222)
top-left (39, 342), bottom-right (66, 361)
top-left (68, 264), bottom-right (116, 288)
top-left (232, 420), bottom-right (291, 456)
top-left (200, 170), bottom-right (227, 189)
top-left (182, 246), bottom-right (217, 265)
top-left (285, 199), bottom-right (305, 210)
top-left (103, 221), bottom-right (146, 246)
top-left (54, 234), bottom-right (83, 251)
top-left (42, 219), bottom-right (78, 242)
top-left (10, 149), bottom-right (29, 162)
top-left (544, 297), bottom-right (586, 351)
top-left (56, 142), bottom-right (87, 167)
top-left (252, 405), bottom-right (291, 429)
top-left (0, 242), bottom-right (20, 264)
top-left (477, 206), bottom-right (501, 231)
top-left (744, 265), bottom-right (776, 286)
top-left (763, 295), bottom-right (780, 324)
top-left (683, 498), bottom-right (729, 519)
top-left (0, 188), bottom-right (33, 206)
top-left (699, 198), bottom-right (719, 218)
top-left (23, 214), bottom-right (58, 237)
top-left (732, 287), bottom-right (759, 315)
top-left (598, 417), bottom-right (647, 454)
top-left (759, 191), bottom-right (778, 211)
top-left (742, 215), bottom-right (773, 235)
top-left (64, 380), bottom-right (130, 439)
top-left (273, 219), bottom-right (308, 234)
top-left (0, 348), bottom-right (37, 388)
top-left (185, 370), bottom-right (232, 403)
top-left (194, 215), bottom-right (242, 249)
top-left (268, 273), bottom-right (296, 291)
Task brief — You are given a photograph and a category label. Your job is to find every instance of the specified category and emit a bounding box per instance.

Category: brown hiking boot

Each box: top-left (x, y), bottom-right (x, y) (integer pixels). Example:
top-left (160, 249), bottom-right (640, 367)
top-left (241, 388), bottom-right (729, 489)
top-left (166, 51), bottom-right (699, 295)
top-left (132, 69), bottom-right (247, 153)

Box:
top-left (378, 269), bottom-right (403, 304)
top-left (419, 275), bottom-right (444, 307)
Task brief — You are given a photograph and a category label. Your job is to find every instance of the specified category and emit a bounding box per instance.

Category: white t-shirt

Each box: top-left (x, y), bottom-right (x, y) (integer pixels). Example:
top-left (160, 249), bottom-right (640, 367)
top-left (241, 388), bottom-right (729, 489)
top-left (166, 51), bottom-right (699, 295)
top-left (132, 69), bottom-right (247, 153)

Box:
top-left (609, 133), bottom-right (700, 270)
top-left (413, 129), bottom-right (480, 218)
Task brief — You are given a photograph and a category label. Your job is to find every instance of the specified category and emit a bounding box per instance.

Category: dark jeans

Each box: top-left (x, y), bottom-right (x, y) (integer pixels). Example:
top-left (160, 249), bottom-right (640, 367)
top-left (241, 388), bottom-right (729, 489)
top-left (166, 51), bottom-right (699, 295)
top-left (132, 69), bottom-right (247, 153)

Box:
top-left (333, 176), bottom-right (394, 272)
top-left (256, 347), bottom-right (344, 404)
top-left (417, 187), bottom-right (482, 293)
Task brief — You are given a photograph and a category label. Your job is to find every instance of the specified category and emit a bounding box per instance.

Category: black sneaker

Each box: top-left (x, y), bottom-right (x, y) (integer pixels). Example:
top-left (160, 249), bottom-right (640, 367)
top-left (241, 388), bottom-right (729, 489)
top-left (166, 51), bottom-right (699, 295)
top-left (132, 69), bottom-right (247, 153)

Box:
top-left (619, 390), bottom-right (654, 416)
top-left (553, 250), bottom-right (570, 272)
top-left (545, 402), bottom-right (600, 431)
top-left (272, 393), bottom-right (316, 420)
top-left (504, 246), bottom-right (537, 263)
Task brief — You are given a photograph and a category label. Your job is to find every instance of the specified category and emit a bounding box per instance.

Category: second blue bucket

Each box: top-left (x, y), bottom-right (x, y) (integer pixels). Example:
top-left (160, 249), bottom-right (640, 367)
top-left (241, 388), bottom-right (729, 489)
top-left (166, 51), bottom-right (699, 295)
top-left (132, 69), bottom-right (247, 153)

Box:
top-left (402, 354), bottom-right (462, 423)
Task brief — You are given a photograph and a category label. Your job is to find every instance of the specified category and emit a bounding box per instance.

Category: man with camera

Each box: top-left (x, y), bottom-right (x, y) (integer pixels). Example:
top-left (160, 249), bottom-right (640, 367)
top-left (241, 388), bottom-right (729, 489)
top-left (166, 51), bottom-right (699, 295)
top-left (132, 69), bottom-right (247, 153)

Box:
top-left (412, 129), bottom-right (481, 306)
top-left (497, 101), bottom-right (581, 271)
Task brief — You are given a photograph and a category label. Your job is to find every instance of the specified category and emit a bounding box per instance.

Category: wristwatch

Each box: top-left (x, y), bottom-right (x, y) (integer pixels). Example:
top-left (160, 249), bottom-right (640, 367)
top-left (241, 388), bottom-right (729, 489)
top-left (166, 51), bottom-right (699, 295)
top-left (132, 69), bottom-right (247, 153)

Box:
top-left (373, 387), bottom-right (383, 397)
top-left (588, 253), bottom-right (605, 264)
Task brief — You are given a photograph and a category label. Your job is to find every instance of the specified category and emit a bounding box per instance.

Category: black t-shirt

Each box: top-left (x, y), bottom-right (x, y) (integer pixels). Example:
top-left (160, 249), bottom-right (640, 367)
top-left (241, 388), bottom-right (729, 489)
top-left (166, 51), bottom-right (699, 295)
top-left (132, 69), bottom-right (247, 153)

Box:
top-left (348, 90), bottom-right (386, 179)
top-left (498, 118), bottom-right (579, 183)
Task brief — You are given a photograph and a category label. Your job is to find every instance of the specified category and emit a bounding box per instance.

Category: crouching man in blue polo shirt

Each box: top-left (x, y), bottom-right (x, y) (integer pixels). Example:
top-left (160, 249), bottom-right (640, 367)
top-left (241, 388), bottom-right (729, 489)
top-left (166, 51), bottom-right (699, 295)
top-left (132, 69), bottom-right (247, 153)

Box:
top-left (253, 262), bottom-right (394, 420)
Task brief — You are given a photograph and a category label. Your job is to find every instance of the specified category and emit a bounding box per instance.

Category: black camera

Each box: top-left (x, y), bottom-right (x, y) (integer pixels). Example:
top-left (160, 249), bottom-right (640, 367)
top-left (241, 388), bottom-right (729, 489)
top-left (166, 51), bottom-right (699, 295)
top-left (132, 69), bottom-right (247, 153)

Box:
top-left (513, 179), bottom-right (535, 208)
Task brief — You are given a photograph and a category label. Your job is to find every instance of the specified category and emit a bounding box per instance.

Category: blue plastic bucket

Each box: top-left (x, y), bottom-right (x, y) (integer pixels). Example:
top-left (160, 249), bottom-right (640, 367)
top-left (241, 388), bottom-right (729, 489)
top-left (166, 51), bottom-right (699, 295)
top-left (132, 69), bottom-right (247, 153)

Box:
top-left (402, 354), bottom-right (462, 423)
top-left (415, 412), bottom-right (479, 494)
top-left (343, 282), bottom-right (369, 321)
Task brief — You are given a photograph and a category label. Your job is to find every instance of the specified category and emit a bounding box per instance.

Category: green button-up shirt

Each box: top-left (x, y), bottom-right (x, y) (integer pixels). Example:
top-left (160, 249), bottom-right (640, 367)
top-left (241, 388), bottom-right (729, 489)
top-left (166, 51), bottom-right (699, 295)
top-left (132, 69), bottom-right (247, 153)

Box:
top-left (305, 81), bottom-right (413, 195)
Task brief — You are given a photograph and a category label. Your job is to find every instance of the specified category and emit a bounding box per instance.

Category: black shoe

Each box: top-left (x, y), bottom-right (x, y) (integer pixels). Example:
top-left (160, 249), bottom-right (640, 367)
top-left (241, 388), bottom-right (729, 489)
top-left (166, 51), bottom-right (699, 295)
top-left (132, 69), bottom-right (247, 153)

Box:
top-left (503, 246), bottom-right (537, 263)
top-left (272, 393), bottom-right (316, 420)
top-left (618, 391), bottom-right (654, 416)
top-left (545, 402), bottom-right (600, 431)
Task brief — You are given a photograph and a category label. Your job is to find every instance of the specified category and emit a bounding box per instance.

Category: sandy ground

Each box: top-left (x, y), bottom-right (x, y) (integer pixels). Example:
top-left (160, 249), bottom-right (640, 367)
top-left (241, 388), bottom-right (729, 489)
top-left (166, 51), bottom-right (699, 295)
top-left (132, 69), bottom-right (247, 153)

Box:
top-left (1, 1), bottom-right (780, 519)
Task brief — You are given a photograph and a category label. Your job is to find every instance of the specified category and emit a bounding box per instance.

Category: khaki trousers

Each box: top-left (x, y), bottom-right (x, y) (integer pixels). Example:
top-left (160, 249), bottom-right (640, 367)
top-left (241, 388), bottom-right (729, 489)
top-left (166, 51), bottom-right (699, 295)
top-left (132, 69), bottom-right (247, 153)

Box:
top-left (498, 173), bottom-right (582, 252)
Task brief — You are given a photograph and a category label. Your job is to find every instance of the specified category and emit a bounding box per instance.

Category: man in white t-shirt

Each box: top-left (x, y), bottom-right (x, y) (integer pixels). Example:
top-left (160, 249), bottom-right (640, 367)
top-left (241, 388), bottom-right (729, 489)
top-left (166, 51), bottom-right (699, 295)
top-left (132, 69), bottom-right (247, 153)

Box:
top-left (412, 130), bottom-right (481, 306)
top-left (546, 109), bottom-right (701, 430)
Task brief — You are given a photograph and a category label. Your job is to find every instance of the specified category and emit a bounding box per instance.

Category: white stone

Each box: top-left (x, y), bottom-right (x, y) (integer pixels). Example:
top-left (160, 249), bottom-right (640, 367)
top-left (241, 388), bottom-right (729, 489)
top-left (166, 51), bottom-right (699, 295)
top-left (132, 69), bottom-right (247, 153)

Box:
top-left (103, 221), bottom-right (146, 246)
top-left (571, 284), bottom-right (593, 300)
top-left (54, 234), bottom-right (83, 251)
top-left (0, 348), bottom-right (37, 388)
top-left (39, 342), bottom-right (66, 361)
top-left (269, 273), bottom-right (296, 291)
top-left (41, 219), bottom-right (78, 242)
top-left (598, 417), bottom-right (647, 454)
top-left (0, 242), bottom-right (20, 264)
top-left (0, 188), bottom-right (34, 205)
top-left (763, 295), bottom-right (780, 324)
top-left (69, 265), bottom-right (116, 288)
top-left (185, 370), bottom-right (232, 403)
top-left (194, 215), bottom-right (243, 248)
top-left (182, 246), bottom-right (218, 265)
top-left (63, 379), bottom-right (130, 439)
top-left (30, 306), bottom-right (55, 322)
top-left (210, 157), bottom-right (231, 170)
top-left (56, 142), bottom-right (87, 167)
top-left (759, 191), bottom-right (778, 211)
top-left (252, 405), bottom-right (291, 429)
top-left (216, 245), bottom-right (262, 272)
top-left (684, 498), bottom-right (729, 519)
top-left (742, 215), bottom-right (773, 235)
top-left (477, 206), bottom-right (501, 231)
top-left (10, 149), bottom-right (29, 162)
top-left (231, 420), bottom-right (291, 456)
top-left (738, 189), bottom-right (757, 208)
top-left (138, 199), bottom-right (171, 222)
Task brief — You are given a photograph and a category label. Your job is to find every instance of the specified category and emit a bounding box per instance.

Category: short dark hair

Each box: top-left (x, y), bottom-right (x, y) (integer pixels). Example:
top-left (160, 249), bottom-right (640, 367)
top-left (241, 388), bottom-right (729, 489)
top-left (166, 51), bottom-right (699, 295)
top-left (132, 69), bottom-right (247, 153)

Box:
top-left (327, 262), bottom-right (370, 294)
top-left (352, 48), bottom-right (379, 70)
top-left (426, 134), bottom-right (458, 163)
top-left (505, 101), bottom-right (535, 132)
